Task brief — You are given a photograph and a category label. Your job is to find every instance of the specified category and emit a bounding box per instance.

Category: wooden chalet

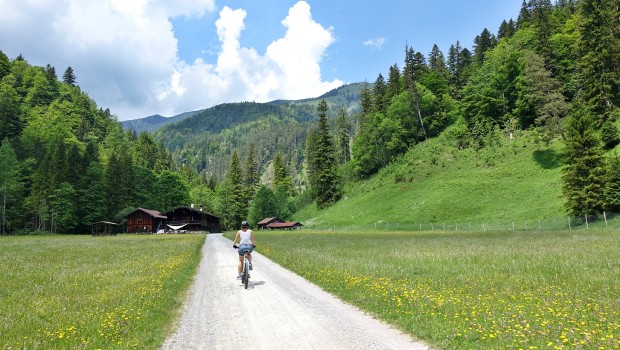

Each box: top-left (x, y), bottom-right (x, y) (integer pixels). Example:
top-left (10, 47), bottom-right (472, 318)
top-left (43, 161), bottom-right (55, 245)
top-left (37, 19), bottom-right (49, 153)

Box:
top-left (257, 217), bottom-right (284, 229)
top-left (266, 221), bottom-right (304, 230)
top-left (164, 206), bottom-right (221, 233)
top-left (126, 208), bottom-right (167, 233)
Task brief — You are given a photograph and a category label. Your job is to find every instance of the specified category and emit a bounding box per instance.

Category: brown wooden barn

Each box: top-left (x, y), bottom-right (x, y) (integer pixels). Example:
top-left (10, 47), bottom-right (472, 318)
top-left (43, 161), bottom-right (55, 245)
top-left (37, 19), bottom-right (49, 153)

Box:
top-left (257, 217), bottom-right (284, 229)
top-left (126, 208), bottom-right (167, 233)
top-left (164, 206), bottom-right (221, 233)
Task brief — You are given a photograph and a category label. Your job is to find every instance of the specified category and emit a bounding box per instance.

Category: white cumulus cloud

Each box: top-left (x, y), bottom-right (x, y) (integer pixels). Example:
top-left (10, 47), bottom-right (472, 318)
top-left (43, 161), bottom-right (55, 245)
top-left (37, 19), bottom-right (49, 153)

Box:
top-left (0, 0), bottom-right (341, 120)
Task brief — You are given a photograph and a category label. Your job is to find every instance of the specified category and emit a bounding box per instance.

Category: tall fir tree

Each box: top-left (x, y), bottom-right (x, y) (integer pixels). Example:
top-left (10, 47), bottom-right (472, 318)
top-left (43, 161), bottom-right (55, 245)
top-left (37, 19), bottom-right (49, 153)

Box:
top-left (372, 73), bottom-right (387, 114)
top-left (272, 152), bottom-right (294, 196)
top-left (336, 106), bottom-right (351, 164)
top-left (221, 150), bottom-right (246, 228)
top-left (359, 82), bottom-right (374, 117)
top-left (243, 144), bottom-right (259, 194)
top-left (562, 103), bottom-right (607, 217)
top-left (473, 28), bottom-right (497, 65)
top-left (309, 100), bottom-right (341, 209)
top-left (385, 64), bottom-right (402, 104)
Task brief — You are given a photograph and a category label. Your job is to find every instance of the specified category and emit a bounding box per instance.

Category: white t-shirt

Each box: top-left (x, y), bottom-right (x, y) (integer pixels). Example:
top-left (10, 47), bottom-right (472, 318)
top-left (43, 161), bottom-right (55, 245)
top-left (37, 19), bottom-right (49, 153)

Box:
top-left (239, 229), bottom-right (253, 245)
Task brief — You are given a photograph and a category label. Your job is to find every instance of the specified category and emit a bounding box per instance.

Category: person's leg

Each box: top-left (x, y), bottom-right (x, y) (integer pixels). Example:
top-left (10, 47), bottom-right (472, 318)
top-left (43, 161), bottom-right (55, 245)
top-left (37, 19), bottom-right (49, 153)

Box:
top-left (238, 254), bottom-right (243, 274)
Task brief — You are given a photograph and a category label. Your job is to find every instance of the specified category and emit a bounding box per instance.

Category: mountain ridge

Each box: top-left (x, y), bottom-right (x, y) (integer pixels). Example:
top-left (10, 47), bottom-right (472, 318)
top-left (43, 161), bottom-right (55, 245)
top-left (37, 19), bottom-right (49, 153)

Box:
top-left (121, 82), bottom-right (366, 134)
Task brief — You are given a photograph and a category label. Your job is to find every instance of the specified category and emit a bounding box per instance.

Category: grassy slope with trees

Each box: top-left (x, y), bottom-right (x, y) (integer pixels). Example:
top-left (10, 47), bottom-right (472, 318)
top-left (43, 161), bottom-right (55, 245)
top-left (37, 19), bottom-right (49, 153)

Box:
top-left (293, 0), bottom-right (620, 226)
top-left (294, 129), bottom-right (570, 227)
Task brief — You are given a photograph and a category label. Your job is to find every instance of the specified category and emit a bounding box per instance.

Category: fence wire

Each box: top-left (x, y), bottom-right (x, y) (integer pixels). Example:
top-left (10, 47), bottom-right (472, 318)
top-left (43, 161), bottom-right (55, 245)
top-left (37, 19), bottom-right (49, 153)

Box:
top-left (301, 212), bottom-right (620, 232)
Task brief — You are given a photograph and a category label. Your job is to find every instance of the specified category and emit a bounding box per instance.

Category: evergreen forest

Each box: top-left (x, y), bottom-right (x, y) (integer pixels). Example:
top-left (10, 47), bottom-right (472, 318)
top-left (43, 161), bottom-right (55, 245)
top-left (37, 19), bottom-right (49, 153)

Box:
top-left (1, 0), bottom-right (620, 233)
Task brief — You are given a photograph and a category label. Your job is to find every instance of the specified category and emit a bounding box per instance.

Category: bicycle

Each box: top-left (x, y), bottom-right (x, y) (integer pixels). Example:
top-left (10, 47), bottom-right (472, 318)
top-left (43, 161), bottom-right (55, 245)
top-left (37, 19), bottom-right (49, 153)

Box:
top-left (233, 244), bottom-right (253, 289)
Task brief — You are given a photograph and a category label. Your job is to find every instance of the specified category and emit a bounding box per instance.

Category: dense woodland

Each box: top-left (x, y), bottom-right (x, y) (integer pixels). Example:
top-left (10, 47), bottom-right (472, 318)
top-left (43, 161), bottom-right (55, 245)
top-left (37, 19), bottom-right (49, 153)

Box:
top-left (1, 0), bottom-right (620, 234)
top-left (0, 54), bottom-right (189, 234)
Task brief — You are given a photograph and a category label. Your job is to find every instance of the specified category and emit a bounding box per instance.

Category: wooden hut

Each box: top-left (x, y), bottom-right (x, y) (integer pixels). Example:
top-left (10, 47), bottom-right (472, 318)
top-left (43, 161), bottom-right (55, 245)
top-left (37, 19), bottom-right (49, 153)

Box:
top-left (266, 221), bottom-right (304, 230)
top-left (257, 217), bottom-right (284, 229)
top-left (126, 208), bottom-right (167, 233)
top-left (164, 206), bottom-right (221, 233)
top-left (91, 221), bottom-right (119, 236)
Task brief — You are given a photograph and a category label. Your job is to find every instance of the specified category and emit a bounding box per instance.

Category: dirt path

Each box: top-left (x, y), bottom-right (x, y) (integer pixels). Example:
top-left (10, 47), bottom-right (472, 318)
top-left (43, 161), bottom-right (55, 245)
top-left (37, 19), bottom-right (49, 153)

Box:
top-left (161, 233), bottom-right (430, 350)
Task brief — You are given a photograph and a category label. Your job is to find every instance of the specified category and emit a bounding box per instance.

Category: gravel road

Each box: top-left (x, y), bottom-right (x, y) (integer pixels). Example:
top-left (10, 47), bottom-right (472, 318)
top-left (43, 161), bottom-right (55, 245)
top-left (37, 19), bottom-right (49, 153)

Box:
top-left (161, 233), bottom-right (430, 350)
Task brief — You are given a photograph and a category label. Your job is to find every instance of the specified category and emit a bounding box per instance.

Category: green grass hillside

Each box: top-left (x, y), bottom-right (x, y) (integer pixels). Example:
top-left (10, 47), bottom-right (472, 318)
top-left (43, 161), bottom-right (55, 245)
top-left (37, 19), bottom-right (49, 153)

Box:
top-left (294, 128), bottom-right (570, 228)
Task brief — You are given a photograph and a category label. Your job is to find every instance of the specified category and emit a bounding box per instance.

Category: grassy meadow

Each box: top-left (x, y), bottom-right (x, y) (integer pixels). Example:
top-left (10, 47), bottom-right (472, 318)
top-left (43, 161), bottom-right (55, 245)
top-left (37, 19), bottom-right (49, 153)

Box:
top-left (255, 229), bottom-right (620, 350)
top-left (0, 234), bottom-right (204, 349)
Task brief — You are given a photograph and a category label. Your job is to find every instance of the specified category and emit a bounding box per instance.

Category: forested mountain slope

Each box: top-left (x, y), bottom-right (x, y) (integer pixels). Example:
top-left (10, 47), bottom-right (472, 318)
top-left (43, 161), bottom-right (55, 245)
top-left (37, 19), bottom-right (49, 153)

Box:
top-left (152, 83), bottom-right (364, 181)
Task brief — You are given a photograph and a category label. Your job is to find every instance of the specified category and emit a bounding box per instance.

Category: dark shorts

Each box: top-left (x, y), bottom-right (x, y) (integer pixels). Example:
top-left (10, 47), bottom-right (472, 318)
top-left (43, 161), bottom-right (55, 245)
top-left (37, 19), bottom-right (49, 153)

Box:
top-left (237, 244), bottom-right (253, 256)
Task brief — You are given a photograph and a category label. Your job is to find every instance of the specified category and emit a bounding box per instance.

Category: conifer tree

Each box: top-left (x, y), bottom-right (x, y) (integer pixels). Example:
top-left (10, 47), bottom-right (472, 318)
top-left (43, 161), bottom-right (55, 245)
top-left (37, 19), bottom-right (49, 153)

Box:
top-left (336, 106), bottom-right (351, 164)
top-left (80, 161), bottom-right (107, 225)
top-left (309, 100), bottom-right (341, 209)
top-left (385, 64), bottom-right (401, 103)
top-left (517, 0), bottom-right (531, 28)
top-left (523, 0), bottom-right (555, 62)
top-left (244, 144), bottom-right (259, 193)
top-left (372, 74), bottom-right (387, 114)
top-left (273, 152), bottom-right (294, 196)
top-left (562, 103), bottom-right (606, 217)
top-left (62, 66), bottom-right (76, 86)
top-left (473, 28), bottom-right (497, 64)
top-left (207, 173), bottom-right (218, 191)
top-left (577, 0), bottom-right (620, 119)
top-left (221, 150), bottom-right (246, 228)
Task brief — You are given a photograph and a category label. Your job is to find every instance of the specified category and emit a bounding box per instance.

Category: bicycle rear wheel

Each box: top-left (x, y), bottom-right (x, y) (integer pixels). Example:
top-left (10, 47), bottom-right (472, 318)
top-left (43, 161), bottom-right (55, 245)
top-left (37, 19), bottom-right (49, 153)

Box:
top-left (243, 258), bottom-right (249, 289)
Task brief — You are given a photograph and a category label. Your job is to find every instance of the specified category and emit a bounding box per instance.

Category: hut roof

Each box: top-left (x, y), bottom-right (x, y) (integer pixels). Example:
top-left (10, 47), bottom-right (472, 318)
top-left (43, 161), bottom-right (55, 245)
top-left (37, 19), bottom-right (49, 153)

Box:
top-left (258, 217), bottom-right (282, 225)
top-left (91, 221), bottom-right (119, 226)
top-left (266, 221), bottom-right (303, 229)
top-left (128, 208), bottom-right (167, 219)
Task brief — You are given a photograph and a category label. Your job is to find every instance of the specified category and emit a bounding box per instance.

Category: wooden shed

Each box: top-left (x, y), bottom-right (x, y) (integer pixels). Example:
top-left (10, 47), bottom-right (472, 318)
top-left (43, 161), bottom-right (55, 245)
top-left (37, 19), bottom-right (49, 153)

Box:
top-left (164, 206), bottom-right (221, 233)
top-left (126, 208), bottom-right (167, 233)
top-left (257, 217), bottom-right (284, 229)
top-left (266, 221), bottom-right (304, 230)
top-left (91, 221), bottom-right (119, 236)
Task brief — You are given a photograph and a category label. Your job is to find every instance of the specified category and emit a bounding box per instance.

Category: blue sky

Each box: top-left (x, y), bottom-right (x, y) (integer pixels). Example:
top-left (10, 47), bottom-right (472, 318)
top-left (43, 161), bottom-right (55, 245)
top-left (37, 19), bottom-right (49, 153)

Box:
top-left (0, 0), bottom-right (522, 120)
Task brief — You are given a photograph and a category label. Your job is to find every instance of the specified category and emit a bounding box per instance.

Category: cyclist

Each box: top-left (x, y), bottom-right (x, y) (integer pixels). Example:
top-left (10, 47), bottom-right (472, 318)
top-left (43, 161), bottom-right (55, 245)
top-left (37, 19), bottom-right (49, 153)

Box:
top-left (232, 220), bottom-right (256, 279)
